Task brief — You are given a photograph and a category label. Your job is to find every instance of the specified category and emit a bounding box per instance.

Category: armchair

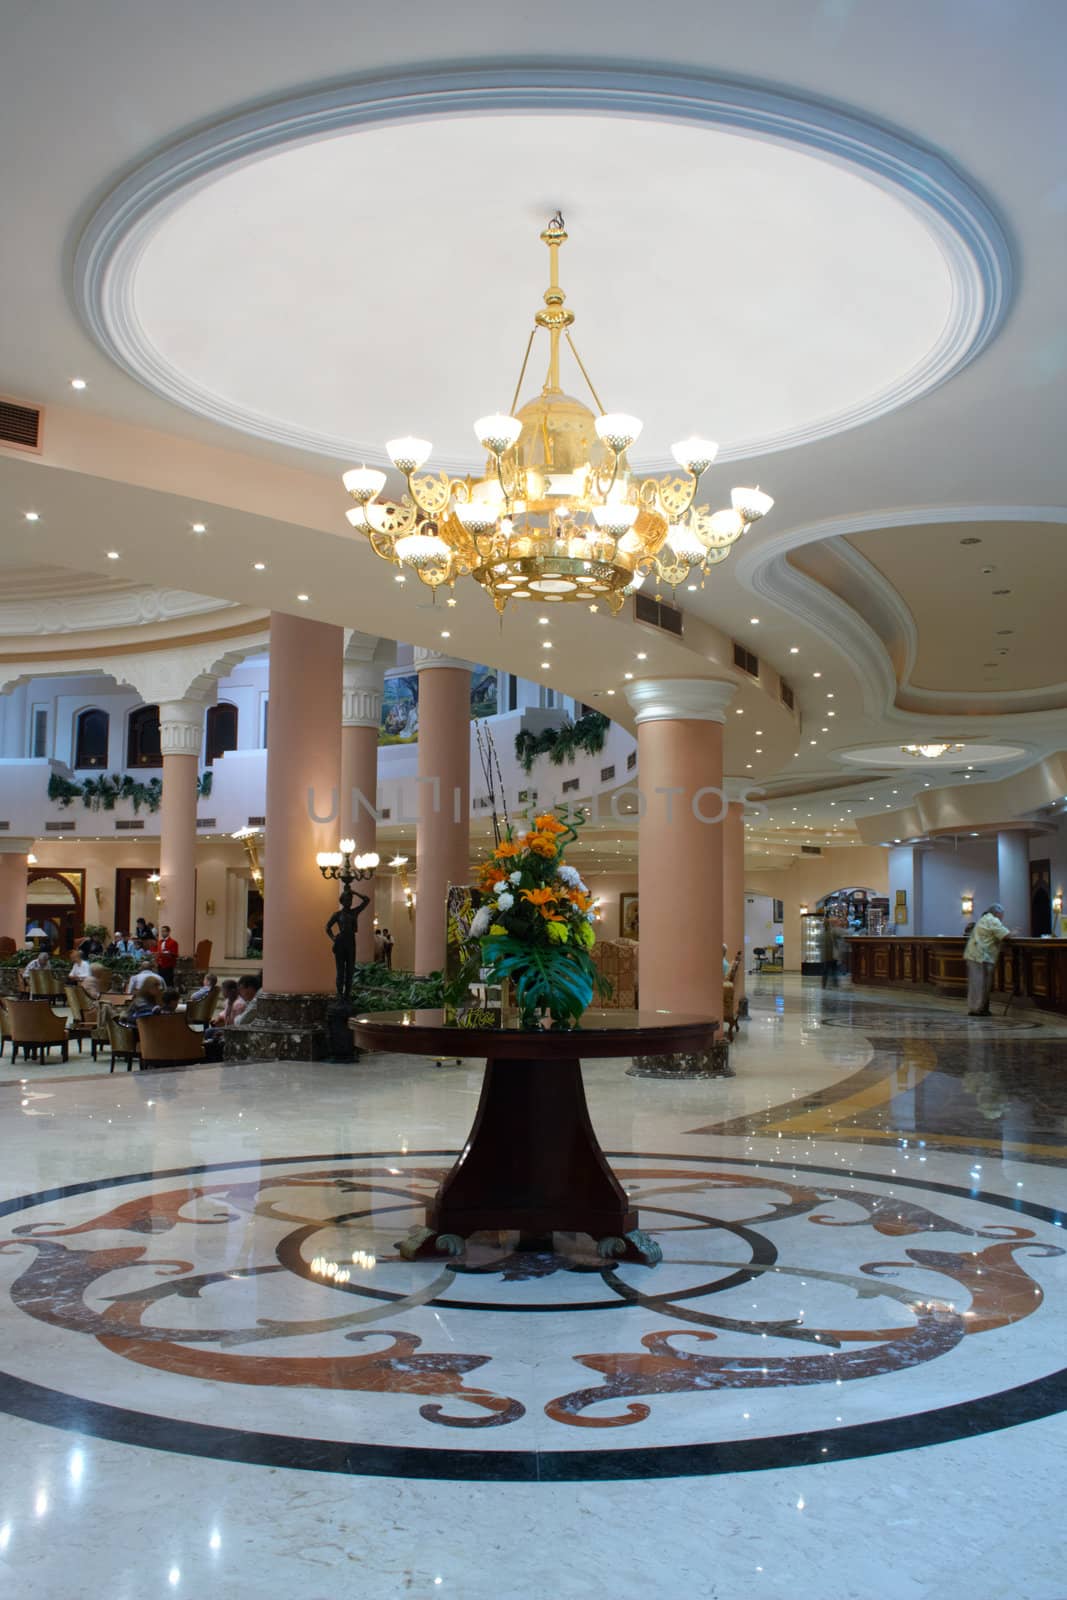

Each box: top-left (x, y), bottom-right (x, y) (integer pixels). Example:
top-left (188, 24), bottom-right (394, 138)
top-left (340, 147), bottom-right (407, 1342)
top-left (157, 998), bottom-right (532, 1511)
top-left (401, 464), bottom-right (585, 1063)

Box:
top-left (136, 1013), bottom-right (205, 1071)
top-left (6, 999), bottom-right (69, 1063)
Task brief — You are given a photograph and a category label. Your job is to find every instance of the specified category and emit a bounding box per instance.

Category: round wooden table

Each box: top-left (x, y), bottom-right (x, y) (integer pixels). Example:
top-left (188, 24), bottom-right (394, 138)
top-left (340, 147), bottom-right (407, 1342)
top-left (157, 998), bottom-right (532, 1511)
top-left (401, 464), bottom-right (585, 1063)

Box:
top-left (350, 1008), bottom-right (718, 1267)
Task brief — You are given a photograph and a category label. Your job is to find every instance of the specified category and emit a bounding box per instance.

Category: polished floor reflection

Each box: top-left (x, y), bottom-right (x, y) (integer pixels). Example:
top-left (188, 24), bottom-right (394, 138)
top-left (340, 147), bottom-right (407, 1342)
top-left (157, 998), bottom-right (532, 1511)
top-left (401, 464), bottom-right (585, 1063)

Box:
top-left (0, 975), bottom-right (1064, 1598)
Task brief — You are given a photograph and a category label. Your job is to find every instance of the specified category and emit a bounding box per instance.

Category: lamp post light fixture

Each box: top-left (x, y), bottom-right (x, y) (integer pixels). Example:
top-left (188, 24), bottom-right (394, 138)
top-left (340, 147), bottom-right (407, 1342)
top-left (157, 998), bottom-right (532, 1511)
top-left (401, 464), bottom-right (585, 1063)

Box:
top-left (316, 840), bottom-right (380, 999)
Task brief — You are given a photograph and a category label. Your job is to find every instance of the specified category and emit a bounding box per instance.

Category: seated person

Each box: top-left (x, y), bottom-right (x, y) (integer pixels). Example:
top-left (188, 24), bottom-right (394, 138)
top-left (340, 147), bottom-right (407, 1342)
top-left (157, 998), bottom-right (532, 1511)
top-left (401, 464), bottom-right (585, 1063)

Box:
top-left (22, 947), bottom-right (53, 979)
top-left (130, 985), bottom-right (180, 1021)
top-left (67, 955), bottom-right (102, 1001)
top-left (212, 978), bottom-right (240, 1025)
top-left (126, 959), bottom-right (161, 996)
top-left (79, 933), bottom-right (104, 958)
top-left (231, 973), bottom-right (262, 1026)
top-left (188, 971), bottom-right (219, 1006)
top-left (106, 930), bottom-right (134, 956)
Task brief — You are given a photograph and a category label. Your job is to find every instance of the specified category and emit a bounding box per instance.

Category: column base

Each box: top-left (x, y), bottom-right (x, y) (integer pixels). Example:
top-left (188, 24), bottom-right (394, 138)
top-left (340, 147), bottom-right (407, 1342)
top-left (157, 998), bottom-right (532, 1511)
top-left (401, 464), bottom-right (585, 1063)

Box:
top-left (224, 992), bottom-right (335, 1062)
top-left (628, 1043), bottom-right (733, 1079)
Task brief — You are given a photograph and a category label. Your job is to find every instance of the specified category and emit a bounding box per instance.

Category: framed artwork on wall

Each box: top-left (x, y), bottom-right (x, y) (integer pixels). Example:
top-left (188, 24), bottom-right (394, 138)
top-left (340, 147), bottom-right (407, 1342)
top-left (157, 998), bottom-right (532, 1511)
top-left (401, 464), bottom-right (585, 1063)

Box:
top-left (619, 892), bottom-right (639, 941)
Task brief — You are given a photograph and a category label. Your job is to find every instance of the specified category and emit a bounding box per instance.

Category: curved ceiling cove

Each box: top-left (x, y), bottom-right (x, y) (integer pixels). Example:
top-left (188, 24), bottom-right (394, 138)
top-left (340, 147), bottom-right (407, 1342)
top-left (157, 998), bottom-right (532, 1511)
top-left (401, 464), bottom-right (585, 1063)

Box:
top-left (75, 66), bottom-right (1012, 472)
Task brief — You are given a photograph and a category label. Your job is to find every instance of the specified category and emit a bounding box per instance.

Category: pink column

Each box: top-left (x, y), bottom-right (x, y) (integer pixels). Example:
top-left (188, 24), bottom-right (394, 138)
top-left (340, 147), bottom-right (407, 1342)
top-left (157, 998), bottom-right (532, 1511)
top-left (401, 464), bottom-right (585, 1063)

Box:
top-left (413, 648), bottom-right (471, 975)
top-left (159, 701), bottom-right (205, 956)
top-left (625, 679), bottom-right (735, 1020)
top-left (723, 781), bottom-right (747, 1004)
top-left (342, 657), bottom-right (384, 964)
top-left (0, 840), bottom-right (31, 945)
top-left (263, 612), bottom-right (343, 994)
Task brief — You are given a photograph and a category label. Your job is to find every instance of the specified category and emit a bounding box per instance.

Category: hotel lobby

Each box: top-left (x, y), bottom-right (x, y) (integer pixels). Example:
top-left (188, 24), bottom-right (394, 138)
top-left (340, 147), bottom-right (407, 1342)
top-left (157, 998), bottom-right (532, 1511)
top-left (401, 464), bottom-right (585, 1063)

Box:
top-left (1, 4), bottom-right (1066, 1596)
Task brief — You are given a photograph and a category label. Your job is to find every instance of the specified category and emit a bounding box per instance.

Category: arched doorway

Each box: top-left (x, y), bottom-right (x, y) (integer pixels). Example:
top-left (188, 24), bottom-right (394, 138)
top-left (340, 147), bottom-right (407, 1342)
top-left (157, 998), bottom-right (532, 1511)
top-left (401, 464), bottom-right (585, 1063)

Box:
top-left (27, 868), bottom-right (86, 953)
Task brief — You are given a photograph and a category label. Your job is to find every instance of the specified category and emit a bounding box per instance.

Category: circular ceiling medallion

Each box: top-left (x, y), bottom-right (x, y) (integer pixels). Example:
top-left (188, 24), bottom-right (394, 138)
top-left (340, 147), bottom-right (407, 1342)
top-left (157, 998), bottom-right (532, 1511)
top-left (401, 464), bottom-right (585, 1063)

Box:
top-left (837, 742), bottom-right (1028, 768)
top-left (74, 67), bottom-right (1011, 473)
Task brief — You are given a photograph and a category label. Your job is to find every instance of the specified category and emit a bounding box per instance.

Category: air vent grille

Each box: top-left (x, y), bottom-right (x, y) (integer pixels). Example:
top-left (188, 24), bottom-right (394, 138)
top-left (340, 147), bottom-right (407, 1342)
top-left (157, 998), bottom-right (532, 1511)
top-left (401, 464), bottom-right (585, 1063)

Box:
top-left (379, 808), bottom-right (391, 820)
top-left (562, 778), bottom-right (580, 793)
top-left (44, 821), bottom-right (71, 832)
top-left (627, 750), bottom-right (637, 771)
top-left (634, 592), bottom-right (684, 637)
top-left (801, 844), bottom-right (822, 855)
top-left (0, 396), bottom-right (42, 453)
top-left (196, 817), bottom-right (217, 829)
top-left (247, 815), bottom-right (266, 826)
top-left (600, 764), bottom-right (616, 782)
top-left (733, 642), bottom-right (759, 678)
top-left (0, 821), bottom-right (8, 831)
top-left (115, 819), bottom-right (145, 831)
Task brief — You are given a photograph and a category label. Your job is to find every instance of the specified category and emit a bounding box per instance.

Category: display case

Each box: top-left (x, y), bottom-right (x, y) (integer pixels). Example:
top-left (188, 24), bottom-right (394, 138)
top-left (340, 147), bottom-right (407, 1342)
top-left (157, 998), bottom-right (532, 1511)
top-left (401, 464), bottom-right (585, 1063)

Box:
top-left (800, 913), bottom-right (824, 975)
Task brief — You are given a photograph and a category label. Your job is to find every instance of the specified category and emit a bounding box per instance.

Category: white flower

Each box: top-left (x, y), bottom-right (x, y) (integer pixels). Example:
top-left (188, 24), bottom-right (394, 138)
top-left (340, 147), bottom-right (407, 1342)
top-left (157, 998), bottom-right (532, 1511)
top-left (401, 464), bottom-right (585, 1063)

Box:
top-left (495, 891), bottom-right (514, 911)
top-left (509, 871), bottom-right (522, 885)
top-left (585, 910), bottom-right (595, 923)
top-left (469, 907), bottom-right (493, 938)
top-left (557, 864), bottom-right (583, 888)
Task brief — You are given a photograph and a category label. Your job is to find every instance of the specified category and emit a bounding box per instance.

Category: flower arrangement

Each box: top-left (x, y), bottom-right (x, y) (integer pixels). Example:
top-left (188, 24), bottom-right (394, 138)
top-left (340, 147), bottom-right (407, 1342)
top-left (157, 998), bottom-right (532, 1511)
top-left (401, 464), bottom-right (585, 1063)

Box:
top-left (465, 803), bottom-right (609, 1029)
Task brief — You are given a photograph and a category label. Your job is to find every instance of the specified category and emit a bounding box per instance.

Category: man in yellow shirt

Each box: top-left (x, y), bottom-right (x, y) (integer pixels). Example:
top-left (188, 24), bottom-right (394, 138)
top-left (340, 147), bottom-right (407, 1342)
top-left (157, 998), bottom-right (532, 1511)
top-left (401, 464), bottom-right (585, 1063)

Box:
top-left (963, 903), bottom-right (1010, 1016)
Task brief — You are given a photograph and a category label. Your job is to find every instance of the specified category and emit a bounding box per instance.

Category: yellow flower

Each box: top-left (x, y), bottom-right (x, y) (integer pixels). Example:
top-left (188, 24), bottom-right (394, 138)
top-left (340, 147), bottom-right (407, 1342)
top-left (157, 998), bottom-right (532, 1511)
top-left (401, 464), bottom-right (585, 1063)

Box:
top-left (489, 923), bottom-right (507, 936)
top-left (575, 920), bottom-right (595, 950)
top-left (525, 832), bottom-right (558, 859)
top-left (534, 813), bottom-right (568, 835)
top-left (493, 841), bottom-right (521, 860)
top-left (545, 919), bottom-right (569, 943)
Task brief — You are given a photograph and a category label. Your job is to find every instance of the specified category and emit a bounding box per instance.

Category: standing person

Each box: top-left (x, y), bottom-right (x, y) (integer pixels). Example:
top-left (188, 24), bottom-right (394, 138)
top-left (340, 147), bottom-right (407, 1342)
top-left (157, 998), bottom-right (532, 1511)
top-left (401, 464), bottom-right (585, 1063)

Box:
top-left (155, 925), bottom-right (179, 986)
top-left (821, 914), bottom-right (845, 990)
top-left (964, 903), bottom-right (1011, 1016)
top-left (373, 927), bottom-right (385, 964)
top-left (382, 928), bottom-right (394, 969)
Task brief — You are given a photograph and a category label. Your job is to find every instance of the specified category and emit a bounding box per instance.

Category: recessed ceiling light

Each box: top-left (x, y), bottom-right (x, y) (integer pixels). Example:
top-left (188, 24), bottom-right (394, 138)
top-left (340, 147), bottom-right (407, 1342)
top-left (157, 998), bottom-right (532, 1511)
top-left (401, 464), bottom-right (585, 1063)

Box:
top-left (538, 617), bottom-right (549, 625)
top-left (636, 652), bottom-right (647, 660)
top-left (253, 561), bottom-right (266, 571)
top-left (812, 671), bottom-right (821, 678)
top-left (446, 596), bottom-right (457, 607)
top-left (191, 523), bottom-right (207, 534)
top-left (106, 550), bottom-right (120, 560)
top-left (755, 747), bottom-right (763, 754)
top-left (789, 646), bottom-right (799, 654)
top-left (735, 708), bottom-right (744, 715)
top-left (821, 727), bottom-right (828, 732)
top-left (544, 641), bottom-right (553, 649)
top-left (394, 574), bottom-right (406, 583)
top-left (624, 672), bottom-right (633, 680)
top-left (70, 377), bottom-right (87, 390)
top-left (809, 739), bottom-right (817, 745)
top-left (687, 584), bottom-right (697, 591)
top-left (297, 593), bottom-right (309, 602)
top-left (440, 630), bottom-right (451, 639)
top-left (541, 661), bottom-right (550, 669)
top-left (749, 617), bottom-right (760, 625)
top-left (606, 689), bottom-right (615, 695)
top-left (24, 511), bottom-right (39, 522)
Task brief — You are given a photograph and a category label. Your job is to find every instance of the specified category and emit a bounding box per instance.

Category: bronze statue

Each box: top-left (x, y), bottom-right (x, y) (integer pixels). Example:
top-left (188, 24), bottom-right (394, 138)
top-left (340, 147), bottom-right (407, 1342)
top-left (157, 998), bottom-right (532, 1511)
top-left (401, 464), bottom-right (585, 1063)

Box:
top-left (325, 883), bottom-right (370, 999)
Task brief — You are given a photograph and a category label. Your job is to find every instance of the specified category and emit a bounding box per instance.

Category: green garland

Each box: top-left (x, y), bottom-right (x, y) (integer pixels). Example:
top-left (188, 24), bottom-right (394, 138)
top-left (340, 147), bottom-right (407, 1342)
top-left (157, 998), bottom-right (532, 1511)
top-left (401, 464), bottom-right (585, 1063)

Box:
top-left (48, 770), bottom-right (212, 813)
top-left (514, 710), bottom-right (610, 776)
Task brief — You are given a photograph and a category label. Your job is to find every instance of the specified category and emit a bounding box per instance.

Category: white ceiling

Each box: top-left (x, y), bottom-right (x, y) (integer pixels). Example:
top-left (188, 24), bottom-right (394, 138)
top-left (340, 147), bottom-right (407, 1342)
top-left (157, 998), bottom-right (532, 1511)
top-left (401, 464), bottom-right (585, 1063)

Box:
top-left (126, 114), bottom-right (956, 470)
top-left (1, 0), bottom-right (1066, 857)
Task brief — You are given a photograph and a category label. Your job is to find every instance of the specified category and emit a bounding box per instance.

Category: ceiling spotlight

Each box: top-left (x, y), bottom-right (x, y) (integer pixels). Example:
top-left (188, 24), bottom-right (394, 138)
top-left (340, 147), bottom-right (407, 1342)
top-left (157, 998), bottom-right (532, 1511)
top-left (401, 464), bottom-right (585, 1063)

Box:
top-left (440, 630), bottom-right (451, 639)
top-left (636, 652), bottom-right (647, 661)
top-left (106, 550), bottom-right (120, 560)
top-left (24, 511), bottom-right (39, 522)
top-left (538, 617), bottom-right (550, 625)
top-left (624, 672), bottom-right (633, 679)
top-left (253, 561), bottom-right (266, 570)
top-left (297, 593), bottom-right (310, 602)
top-left (813, 671), bottom-right (822, 678)
top-left (789, 646), bottom-right (799, 654)
top-left (70, 377), bottom-right (87, 390)
top-left (749, 617), bottom-right (760, 625)
top-left (191, 523), bottom-right (207, 534)
top-left (541, 661), bottom-right (550, 669)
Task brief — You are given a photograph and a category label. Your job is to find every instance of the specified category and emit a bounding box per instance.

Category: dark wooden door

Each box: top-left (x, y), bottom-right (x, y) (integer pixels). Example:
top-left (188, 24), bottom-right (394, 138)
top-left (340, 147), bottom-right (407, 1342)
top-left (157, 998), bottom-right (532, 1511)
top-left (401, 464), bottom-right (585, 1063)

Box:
top-left (1030, 857), bottom-right (1051, 937)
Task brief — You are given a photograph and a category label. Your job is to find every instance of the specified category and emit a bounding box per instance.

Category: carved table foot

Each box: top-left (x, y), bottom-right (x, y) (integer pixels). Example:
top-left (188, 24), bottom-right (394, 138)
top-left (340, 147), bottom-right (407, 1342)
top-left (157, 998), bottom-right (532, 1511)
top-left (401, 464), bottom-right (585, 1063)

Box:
top-left (596, 1228), bottom-right (663, 1267)
top-left (394, 1225), bottom-right (466, 1261)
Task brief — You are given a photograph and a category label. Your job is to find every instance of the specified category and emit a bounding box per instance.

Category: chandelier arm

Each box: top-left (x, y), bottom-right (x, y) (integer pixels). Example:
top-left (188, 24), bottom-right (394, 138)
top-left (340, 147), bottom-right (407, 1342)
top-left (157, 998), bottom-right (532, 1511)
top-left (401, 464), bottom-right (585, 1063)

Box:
top-left (564, 332), bottom-right (605, 414)
top-left (509, 327), bottom-right (538, 417)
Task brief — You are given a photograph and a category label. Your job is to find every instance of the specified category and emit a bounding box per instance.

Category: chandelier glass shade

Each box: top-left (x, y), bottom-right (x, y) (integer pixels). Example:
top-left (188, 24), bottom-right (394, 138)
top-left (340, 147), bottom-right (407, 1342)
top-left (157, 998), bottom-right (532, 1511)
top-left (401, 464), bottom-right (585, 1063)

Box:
top-left (341, 216), bottom-right (774, 611)
top-left (901, 742), bottom-right (965, 759)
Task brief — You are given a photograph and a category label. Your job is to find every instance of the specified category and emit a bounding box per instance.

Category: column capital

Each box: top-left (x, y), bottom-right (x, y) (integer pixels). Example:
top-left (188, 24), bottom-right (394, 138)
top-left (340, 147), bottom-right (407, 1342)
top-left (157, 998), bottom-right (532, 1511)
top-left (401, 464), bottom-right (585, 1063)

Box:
top-left (413, 646), bottom-right (473, 674)
top-left (343, 660), bottom-right (385, 729)
top-left (158, 699), bottom-right (204, 759)
top-left (625, 677), bottom-right (735, 725)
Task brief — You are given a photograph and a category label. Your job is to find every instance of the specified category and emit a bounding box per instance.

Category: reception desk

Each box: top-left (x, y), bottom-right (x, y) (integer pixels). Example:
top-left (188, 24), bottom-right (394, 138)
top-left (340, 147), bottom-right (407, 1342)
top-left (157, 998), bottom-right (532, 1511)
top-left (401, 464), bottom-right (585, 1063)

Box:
top-left (848, 935), bottom-right (1067, 1015)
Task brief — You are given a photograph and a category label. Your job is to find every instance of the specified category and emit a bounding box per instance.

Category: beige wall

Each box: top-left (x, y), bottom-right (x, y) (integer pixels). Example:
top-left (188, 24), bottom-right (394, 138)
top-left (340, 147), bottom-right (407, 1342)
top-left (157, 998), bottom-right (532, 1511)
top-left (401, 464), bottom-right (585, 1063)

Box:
top-left (745, 845), bottom-right (889, 970)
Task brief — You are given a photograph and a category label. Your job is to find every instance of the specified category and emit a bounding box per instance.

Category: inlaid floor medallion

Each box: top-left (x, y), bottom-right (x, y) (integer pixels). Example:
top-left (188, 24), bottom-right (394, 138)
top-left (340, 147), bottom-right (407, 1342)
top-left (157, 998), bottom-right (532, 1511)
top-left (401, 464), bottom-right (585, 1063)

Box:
top-left (1, 1150), bottom-right (1063, 1480)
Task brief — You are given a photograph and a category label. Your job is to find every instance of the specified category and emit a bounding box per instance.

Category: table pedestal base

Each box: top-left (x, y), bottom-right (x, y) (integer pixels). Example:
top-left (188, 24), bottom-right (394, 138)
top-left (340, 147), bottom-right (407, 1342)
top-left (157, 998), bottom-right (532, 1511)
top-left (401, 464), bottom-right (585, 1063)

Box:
top-left (396, 1054), bottom-right (660, 1266)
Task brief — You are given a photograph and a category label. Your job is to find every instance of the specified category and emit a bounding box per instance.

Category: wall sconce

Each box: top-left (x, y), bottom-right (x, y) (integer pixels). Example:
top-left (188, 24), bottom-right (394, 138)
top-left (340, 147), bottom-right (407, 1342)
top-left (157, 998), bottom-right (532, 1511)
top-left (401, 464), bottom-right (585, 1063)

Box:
top-left (204, 898), bottom-right (216, 918)
top-left (147, 870), bottom-right (163, 905)
top-left (961, 894), bottom-right (974, 917)
top-left (799, 904), bottom-right (809, 916)
top-left (1053, 892), bottom-right (1063, 915)
top-left (94, 886), bottom-right (104, 906)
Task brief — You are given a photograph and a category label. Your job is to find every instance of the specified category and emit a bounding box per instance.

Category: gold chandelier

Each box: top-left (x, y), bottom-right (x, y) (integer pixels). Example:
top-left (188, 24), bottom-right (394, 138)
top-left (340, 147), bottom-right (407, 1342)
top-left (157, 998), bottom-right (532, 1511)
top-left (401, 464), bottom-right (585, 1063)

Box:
top-left (901, 743), bottom-right (964, 759)
top-left (341, 215), bottom-right (774, 612)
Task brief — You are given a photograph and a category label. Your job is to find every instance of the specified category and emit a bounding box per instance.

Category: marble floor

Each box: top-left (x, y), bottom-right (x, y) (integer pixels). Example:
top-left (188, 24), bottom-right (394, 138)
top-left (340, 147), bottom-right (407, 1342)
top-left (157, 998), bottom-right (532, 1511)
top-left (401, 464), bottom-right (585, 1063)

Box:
top-left (0, 975), bottom-right (1064, 1598)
